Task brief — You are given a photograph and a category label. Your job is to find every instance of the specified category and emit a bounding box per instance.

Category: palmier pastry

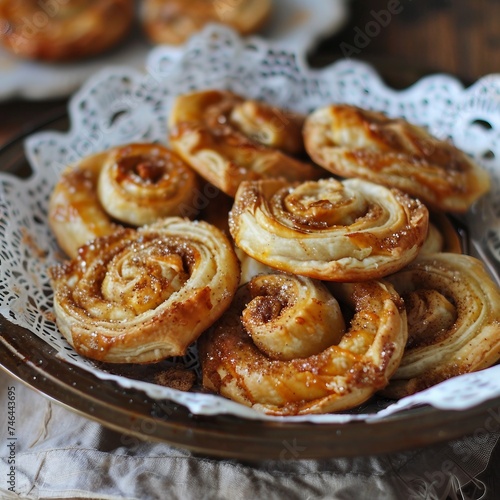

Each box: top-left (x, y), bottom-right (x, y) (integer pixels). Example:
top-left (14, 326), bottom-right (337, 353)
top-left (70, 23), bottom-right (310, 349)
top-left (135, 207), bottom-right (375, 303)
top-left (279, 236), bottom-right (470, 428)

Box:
top-left (303, 104), bottom-right (491, 213)
top-left (382, 253), bottom-right (500, 398)
top-left (49, 143), bottom-right (199, 258)
top-left (142, 0), bottom-right (272, 45)
top-left (0, 0), bottom-right (134, 62)
top-left (97, 143), bottom-right (199, 226)
top-left (229, 177), bottom-right (429, 282)
top-left (168, 90), bottom-right (321, 197)
top-left (50, 217), bottom-right (240, 364)
top-left (200, 273), bottom-right (407, 415)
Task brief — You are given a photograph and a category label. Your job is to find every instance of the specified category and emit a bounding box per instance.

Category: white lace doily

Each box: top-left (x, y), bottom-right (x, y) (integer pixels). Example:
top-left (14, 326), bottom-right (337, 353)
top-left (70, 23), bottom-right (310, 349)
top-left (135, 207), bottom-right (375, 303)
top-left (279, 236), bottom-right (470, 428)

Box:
top-left (1, 25), bottom-right (500, 423)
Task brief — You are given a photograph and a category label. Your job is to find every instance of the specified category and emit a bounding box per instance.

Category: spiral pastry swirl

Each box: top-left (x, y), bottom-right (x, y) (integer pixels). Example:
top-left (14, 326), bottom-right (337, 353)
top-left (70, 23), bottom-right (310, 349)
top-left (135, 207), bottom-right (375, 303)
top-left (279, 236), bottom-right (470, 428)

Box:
top-left (168, 90), bottom-right (321, 197)
top-left (142, 0), bottom-right (272, 45)
top-left (382, 253), bottom-right (500, 398)
top-left (229, 177), bottom-right (429, 281)
top-left (49, 143), bottom-right (199, 258)
top-left (303, 104), bottom-right (491, 213)
top-left (0, 0), bottom-right (134, 61)
top-left (97, 143), bottom-right (199, 226)
top-left (50, 218), bottom-right (240, 363)
top-left (200, 273), bottom-right (407, 415)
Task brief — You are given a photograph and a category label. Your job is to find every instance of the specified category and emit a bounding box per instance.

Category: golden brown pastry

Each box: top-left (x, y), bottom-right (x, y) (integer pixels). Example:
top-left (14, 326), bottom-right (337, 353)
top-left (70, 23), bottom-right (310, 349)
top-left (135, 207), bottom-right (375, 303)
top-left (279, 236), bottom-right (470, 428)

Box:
top-left (49, 143), bottom-right (199, 258)
top-left (0, 0), bottom-right (134, 62)
top-left (229, 177), bottom-right (429, 281)
top-left (49, 151), bottom-right (120, 258)
top-left (97, 143), bottom-right (199, 226)
top-left (50, 217), bottom-right (240, 364)
top-left (303, 104), bottom-right (491, 213)
top-left (200, 273), bottom-right (407, 415)
top-left (382, 253), bottom-right (500, 398)
top-left (168, 90), bottom-right (322, 197)
top-left (142, 0), bottom-right (272, 45)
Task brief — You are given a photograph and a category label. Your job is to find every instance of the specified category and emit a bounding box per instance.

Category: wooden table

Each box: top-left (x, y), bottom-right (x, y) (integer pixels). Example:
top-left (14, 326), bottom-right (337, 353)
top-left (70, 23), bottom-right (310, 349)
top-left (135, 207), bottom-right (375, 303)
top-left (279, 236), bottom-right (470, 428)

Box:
top-left (0, 98), bottom-right (67, 145)
top-left (315, 0), bottom-right (500, 85)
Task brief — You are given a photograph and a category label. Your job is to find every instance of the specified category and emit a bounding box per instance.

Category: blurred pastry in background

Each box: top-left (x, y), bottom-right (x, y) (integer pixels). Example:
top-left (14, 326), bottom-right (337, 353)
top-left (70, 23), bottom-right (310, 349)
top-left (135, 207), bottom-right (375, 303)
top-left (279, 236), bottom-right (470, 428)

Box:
top-left (141, 0), bottom-right (272, 45)
top-left (0, 0), bottom-right (134, 62)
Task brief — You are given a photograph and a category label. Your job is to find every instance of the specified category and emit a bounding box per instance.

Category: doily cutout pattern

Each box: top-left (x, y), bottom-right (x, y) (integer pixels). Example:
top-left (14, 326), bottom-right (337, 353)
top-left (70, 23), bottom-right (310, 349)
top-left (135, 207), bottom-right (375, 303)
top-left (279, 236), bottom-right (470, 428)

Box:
top-left (1, 25), bottom-right (500, 422)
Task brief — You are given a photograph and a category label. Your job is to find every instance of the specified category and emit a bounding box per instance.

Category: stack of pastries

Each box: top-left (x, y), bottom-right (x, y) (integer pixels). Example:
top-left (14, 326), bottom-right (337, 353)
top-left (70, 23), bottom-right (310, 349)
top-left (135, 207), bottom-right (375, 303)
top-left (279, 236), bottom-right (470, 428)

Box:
top-left (48, 89), bottom-right (500, 416)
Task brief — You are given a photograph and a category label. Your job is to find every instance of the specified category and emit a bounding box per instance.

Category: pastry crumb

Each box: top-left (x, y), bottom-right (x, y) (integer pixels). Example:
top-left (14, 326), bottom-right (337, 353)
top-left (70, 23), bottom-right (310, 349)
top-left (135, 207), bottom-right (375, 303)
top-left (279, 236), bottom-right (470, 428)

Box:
top-left (153, 366), bottom-right (196, 391)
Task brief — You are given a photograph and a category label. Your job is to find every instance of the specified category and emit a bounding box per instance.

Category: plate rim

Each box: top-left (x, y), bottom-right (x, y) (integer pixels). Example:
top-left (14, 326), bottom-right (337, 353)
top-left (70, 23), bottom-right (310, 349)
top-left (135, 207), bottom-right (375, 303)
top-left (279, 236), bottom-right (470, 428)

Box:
top-left (2, 313), bottom-right (500, 461)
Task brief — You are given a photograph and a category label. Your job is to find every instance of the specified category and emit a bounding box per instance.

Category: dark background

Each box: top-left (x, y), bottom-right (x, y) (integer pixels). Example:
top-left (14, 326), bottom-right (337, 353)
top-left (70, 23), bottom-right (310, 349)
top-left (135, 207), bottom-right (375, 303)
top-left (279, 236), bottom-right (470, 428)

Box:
top-left (315, 0), bottom-right (499, 86)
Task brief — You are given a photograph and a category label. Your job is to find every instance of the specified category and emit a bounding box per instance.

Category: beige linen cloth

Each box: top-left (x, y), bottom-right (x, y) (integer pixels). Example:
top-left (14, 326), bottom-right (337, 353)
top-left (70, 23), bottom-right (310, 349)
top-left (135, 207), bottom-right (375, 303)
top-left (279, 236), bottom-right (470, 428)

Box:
top-left (0, 369), bottom-right (498, 500)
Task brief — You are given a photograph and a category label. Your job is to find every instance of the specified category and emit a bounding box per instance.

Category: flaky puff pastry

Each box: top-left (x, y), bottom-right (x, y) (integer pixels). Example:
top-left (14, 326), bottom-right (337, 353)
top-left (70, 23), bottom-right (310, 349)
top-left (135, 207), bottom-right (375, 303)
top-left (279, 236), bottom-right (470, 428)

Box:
top-left (142, 0), bottom-right (271, 45)
top-left (229, 177), bottom-right (429, 282)
top-left (382, 253), bottom-right (500, 399)
top-left (168, 90), bottom-right (321, 197)
top-left (49, 144), bottom-right (199, 258)
top-left (50, 218), bottom-right (240, 364)
top-left (200, 273), bottom-right (407, 415)
top-left (303, 104), bottom-right (491, 213)
top-left (0, 0), bottom-right (133, 62)
top-left (97, 143), bottom-right (199, 226)
top-left (49, 151), bottom-right (120, 258)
